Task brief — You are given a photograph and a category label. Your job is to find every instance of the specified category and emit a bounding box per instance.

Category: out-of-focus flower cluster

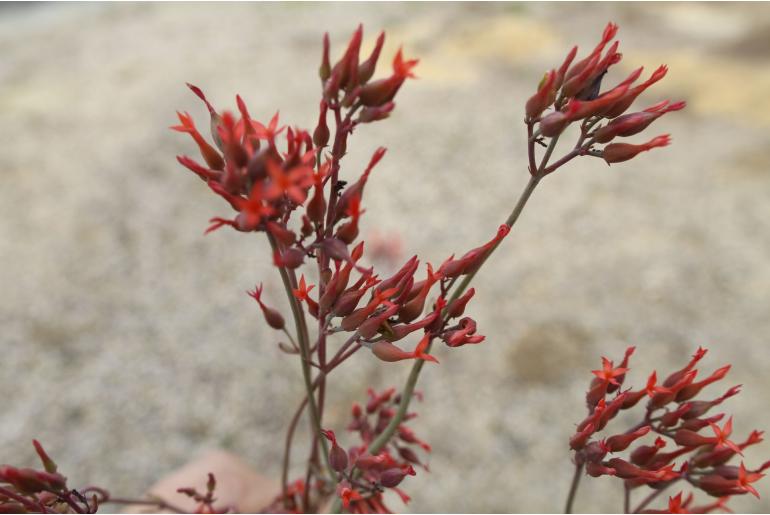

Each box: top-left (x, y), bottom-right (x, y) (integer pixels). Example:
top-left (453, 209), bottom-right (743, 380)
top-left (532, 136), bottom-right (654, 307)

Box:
top-left (268, 388), bottom-right (429, 513)
top-left (570, 347), bottom-right (768, 513)
top-left (1, 441), bottom-right (225, 514)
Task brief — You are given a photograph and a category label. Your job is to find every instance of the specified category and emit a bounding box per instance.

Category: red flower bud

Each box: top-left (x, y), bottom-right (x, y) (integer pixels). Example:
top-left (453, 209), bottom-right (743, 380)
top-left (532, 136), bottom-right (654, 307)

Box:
top-left (630, 436), bottom-right (667, 466)
top-left (603, 426), bottom-right (651, 453)
top-left (398, 264), bottom-right (441, 323)
top-left (358, 303), bottom-right (399, 340)
top-left (319, 33), bottom-right (331, 82)
top-left (313, 100), bottom-right (330, 148)
top-left (336, 147), bottom-right (386, 222)
top-left (371, 334), bottom-right (438, 364)
top-left (247, 284), bottom-right (285, 330)
top-left (605, 64), bottom-right (669, 118)
top-left (358, 102), bottom-right (396, 123)
top-left (603, 134), bottom-right (670, 164)
top-left (358, 48), bottom-right (418, 107)
top-left (358, 31), bottom-right (385, 84)
top-left (570, 423), bottom-right (595, 451)
top-left (585, 461), bottom-right (616, 477)
top-left (676, 365), bottom-right (731, 402)
top-left (525, 69), bottom-right (557, 121)
top-left (321, 430), bottom-right (349, 473)
top-left (555, 45), bottom-right (578, 89)
top-left (439, 225), bottom-right (510, 278)
top-left (273, 247), bottom-right (305, 269)
top-left (355, 453), bottom-right (387, 470)
top-left (32, 440), bottom-right (57, 474)
top-left (379, 466), bottom-right (415, 488)
top-left (171, 111), bottom-right (225, 171)
top-left (446, 288), bottom-right (475, 319)
top-left (595, 99), bottom-right (685, 143)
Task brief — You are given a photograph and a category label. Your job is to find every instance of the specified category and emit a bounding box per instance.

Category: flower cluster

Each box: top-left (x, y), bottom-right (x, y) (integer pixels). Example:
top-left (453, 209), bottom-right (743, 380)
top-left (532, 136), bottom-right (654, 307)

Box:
top-left (0, 441), bottom-right (224, 514)
top-left (173, 26), bottom-right (499, 369)
top-left (525, 22), bottom-right (685, 177)
top-left (569, 347), bottom-right (768, 513)
top-left (265, 388), bottom-right (429, 514)
top-left (333, 388), bottom-right (430, 513)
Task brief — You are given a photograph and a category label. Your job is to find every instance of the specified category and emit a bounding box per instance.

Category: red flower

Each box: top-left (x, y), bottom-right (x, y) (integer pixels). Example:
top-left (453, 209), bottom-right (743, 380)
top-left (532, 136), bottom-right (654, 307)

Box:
top-left (603, 134), bottom-right (671, 164)
top-left (170, 111), bottom-right (224, 170)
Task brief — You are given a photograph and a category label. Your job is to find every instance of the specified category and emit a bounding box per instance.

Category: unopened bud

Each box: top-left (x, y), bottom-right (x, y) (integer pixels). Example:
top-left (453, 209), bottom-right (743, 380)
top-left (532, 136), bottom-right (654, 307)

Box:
top-left (379, 466), bottom-right (415, 488)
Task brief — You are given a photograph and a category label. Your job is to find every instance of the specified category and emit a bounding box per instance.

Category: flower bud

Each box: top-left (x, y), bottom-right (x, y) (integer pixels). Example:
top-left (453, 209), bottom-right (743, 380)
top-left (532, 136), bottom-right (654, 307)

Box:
top-left (603, 65), bottom-right (668, 119)
top-left (676, 365), bottom-right (731, 402)
top-left (321, 430), bottom-right (349, 473)
top-left (358, 31), bottom-right (385, 84)
top-left (525, 69), bottom-right (556, 120)
top-left (358, 49), bottom-right (418, 107)
top-left (358, 102), bottom-right (395, 123)
top-left (539, 110), bottom-right (571, 138)
top-left (603, 426), bottom-right (651, 453)
top-left (319, 33), bottom-right (331, 82)
top-left (630, 437), bottom-right (666, 466)
top-left (602, 134), bottom-right (670, 164)
top-left (379, 466), bottom-right (415, 488)
top-left (673, 428), bottom-right (714, 448)
top-left (355, 453), bottom-right (386, 470)
top-left (570, 423), bottom-right (595, 451)
top-left (274, 247), bottom-right (305, 270)
top-left (33, 440), bottom-right (58, 474)
top-left (170, 111), bottom-right (225, 171)
top-left (313, 100), bottom-right (330, 148)
top-left (358, 304), bottom-right (399, 339)
top-left (446, 288), bottom-right (475, 319)
top-left (247, 284), bottom-right (285, 330)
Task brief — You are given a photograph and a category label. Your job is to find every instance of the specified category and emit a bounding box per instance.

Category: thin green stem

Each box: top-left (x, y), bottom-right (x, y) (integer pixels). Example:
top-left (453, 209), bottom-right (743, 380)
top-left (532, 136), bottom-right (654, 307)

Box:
top-left (267, 233), bottom-right (333, 485)
top-left (539, 133), bottom-right (561, 171)
top-left (331, 175), bottom-right (542, 513)
top-left (280, 333), bottom-right (361, 507)
top-left (565, 462), bottom-right (583, 514)
top-left (281, 327), bottom-right (299, 352)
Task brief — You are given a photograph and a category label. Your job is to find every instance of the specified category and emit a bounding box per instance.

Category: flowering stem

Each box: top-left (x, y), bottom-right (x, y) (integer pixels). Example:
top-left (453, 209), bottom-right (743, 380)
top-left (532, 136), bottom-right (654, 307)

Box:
top-left (329, 174), bottom-right (542, 513)
top-left (539, 134), bottom-right (562, 171)
top-left (266, 233), bottom-right (334, 486)
top-left (564, 462), bottom-right (583, 514)
top-left (280, 333), bottom-right (362, 504)
top-left (527, 121), bottom-right (538, 175)
top-left (448, 174), bottom-right (541, 302)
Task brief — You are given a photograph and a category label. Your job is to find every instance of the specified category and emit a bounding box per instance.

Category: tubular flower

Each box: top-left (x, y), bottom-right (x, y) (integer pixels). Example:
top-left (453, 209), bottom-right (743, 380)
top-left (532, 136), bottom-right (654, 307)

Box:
top-left (571, 346), bottom-right (768, 511)
top-left (359, 48), bottom-right (419, 107)
top-left (170, 111), bottom-right (225, 170)
top-left (524, 23), bottom-right (683, 176)
top-left (371, 333), bottom-right (439, 364)
top-left (247, 284), bottom-right (285, 330)
top-left (439, 225), bottom-right (511, 278)
top-left (603, 134), bottom-right (671, 164)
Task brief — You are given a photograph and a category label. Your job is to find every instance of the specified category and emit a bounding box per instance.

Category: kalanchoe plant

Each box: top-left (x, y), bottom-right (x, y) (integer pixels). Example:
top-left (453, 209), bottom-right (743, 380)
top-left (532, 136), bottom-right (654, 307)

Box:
top-left (0, 441), bottom-right (220, 513)
top-left (3, 21), bottom-right (764, 514)
top-left (566, 347), bottom-right (768, 514)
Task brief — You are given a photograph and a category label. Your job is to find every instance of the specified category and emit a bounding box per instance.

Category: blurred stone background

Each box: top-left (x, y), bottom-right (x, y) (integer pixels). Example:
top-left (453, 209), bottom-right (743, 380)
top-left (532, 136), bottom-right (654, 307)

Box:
top-left (1, 2), bottom-right (769, 512)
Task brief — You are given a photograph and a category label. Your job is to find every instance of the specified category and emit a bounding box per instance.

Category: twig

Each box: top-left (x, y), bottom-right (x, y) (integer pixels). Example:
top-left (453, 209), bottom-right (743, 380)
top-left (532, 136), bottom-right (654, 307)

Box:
top-left (565, 462), bottom-right (583, 514)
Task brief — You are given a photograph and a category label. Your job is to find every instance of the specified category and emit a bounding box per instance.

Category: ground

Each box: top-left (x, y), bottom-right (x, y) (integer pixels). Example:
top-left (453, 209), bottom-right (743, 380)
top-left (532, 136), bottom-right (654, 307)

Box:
top-left (1, 2), bottom-right (770, 513)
